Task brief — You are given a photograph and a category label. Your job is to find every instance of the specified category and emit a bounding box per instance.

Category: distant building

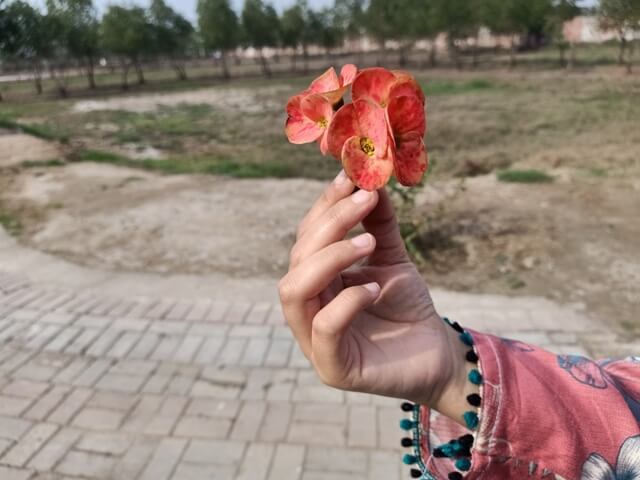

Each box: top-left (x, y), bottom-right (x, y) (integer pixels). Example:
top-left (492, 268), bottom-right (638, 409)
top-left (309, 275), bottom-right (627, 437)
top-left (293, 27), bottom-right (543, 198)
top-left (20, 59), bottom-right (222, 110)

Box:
top-left (563, 15), bottom-right (640, 43)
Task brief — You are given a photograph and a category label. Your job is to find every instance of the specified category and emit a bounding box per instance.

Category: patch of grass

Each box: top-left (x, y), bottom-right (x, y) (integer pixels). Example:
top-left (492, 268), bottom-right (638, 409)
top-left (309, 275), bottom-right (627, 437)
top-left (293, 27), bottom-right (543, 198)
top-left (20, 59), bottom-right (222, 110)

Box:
top-left (421, 79), bottom-right (498, 96)
top-left (586, 167), bottom-right (608, 177)
top-left (497, 169), bottom-right (554, 183)
top-left (0, 209), bottom-right (21, 235)
top-left (76, 149), bottom-right (297, 179)
top-left (22, 159), bottom-right (66, 168)
top-left (0, 117), bottom-right (69, 143)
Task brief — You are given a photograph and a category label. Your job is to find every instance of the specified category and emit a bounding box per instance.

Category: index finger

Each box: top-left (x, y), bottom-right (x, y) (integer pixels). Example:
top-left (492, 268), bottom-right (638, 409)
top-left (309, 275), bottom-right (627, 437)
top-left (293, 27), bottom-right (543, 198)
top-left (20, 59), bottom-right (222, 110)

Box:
top-left (297, 170), bottom-right (355, 240)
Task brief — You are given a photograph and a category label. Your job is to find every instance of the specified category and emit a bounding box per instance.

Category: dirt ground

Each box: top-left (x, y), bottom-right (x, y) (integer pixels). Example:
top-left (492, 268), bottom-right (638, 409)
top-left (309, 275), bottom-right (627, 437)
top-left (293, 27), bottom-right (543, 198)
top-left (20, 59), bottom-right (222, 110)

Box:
top-left (1, 67), bottom-right (638, 334)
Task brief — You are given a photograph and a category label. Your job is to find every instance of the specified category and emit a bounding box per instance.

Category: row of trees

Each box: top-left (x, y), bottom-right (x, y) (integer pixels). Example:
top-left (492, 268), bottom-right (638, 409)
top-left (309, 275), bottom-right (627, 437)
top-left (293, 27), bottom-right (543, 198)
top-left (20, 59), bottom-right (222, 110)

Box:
top-left (0, 0), bottom-right (639, 97)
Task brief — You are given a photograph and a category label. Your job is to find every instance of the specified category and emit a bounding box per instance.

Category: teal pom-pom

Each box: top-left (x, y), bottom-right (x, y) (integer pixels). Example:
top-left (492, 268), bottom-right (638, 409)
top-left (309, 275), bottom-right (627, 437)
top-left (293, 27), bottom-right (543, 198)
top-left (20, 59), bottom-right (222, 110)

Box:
top-left (436, 441), bottom-right (463, 458)
top-left (463, 411), bottom-right (479, 430)
top-left (468, 369), bottom-right (483, 385)
top-left (455, 458), bottom-right (472, 471)
top-left (459, 331), bottom-right (474, 346)
top-left (403, 454), bottom-right (418, 465)
top-left (400, 419), bottom-right (415, 431)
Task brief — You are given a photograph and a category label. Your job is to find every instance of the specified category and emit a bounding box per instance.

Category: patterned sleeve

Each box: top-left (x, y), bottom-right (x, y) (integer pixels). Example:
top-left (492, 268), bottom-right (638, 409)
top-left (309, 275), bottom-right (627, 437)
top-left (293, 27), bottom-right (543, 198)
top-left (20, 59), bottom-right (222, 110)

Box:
top-left (399, 323), bottom-right (640, 480)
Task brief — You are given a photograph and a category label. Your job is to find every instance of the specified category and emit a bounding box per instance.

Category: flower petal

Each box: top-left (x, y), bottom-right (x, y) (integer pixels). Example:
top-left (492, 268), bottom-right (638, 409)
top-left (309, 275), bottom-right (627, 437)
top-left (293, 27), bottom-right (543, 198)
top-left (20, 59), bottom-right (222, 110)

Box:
top-left (351, 67), bottom-right (397, 106)
top-left (301, 93), bottom-right (333, 125)
top-left (387, 95), bottom-right (426, 137)
top-left (580, 454), bottom-right (616, 480)
top-left (309, 67), bottom-right (340, 94)
top-left (285, 116), bottom-right (324, 144)
top-left (354, 99), bottom-right (388, 155)
top-left (319, 129), bottom-right (330, 156)
top-left (393, 132), bottom-right (428, 186)
top-left (342, 135), bottom-right (394, 191)
top-left (339, 64), bottom-right (358, 86)
top-left (390, 70), bottom-right (426, 104)
top-left (327, 103), bottom-right (358, 159)
top-left (616, 435), bottom-right (640, 478)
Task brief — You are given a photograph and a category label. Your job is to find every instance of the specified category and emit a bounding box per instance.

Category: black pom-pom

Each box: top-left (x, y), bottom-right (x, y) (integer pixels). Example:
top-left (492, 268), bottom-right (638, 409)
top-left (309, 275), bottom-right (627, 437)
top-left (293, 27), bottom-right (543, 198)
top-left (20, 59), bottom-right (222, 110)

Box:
top-left (467, 393), bottom-right (482, 407)
top-left (410, 469), bottom-right (423, 478)
top-left (401, 437), bottom-right (414, 448)
top-left (451, 321), bottom-right (464, 333)
top-left (458, 434), bottom-right (474, 447)
top-left (401, 402), bottom-right (414, 412)
top-left (465, 350), bottom-right (479, 363)
top-left (448, 473), bottom-right (464, 480)
top-left (433, 448), bottom-right (446, 458)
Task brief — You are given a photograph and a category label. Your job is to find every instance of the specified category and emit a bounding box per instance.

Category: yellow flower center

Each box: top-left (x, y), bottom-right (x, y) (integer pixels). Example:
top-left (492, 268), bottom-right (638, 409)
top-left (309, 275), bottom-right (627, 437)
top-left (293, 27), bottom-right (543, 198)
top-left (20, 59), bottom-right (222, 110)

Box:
top-left (318, 118), bottom-right (328, 128)
top-left (360, 137), bottom-right (375, 157)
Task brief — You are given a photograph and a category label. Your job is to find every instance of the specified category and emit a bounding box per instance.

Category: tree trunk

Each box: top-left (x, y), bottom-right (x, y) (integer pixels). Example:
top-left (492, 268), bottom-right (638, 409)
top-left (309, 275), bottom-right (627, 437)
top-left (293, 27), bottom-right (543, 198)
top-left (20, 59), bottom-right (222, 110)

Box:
top-left (472, 31), bottom-right (480, 69)
top-left (567, 42), bottom-right (576, 70)
top-left (509, 34), bottom-right (518, 69)
top-left (302, 44), bottom-right (309, 74)
top-left (259, 51), bottom-right (271, 78)
top-left (627, 41), bottom-right (634, 74)
top-left (220, 51), bottom-right (231, 80)
top-left (618, 33), bottom-right (627, 66)
top-left (173, 63), bottom-right (187, 81)
top-left (291, 49), bottom-right (297, 73)
top-left (33, 65), bottom-right (43, 95)
top-left (429, 40), bottom-right (437, 67)
top-left (121, 63), bottom-right (130, 90)
top-left (399, 46), bottom-right (407, 67)
top-left (558, 45), bottom-right (566, 67)
top-left (134, 61), bottom-right (145, 85)
top-left (86, 57), bottom-right (96, 89)
top-left (448, 36), bottom-right (461, 70)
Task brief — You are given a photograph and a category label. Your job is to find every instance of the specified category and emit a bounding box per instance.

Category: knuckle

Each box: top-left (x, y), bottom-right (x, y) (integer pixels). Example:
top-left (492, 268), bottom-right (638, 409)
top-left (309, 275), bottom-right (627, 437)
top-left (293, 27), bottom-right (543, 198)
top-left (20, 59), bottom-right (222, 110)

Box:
top-left (278, 276), bottom-right (297, 304)
top-left (289, 244), bottom-right (302, 267)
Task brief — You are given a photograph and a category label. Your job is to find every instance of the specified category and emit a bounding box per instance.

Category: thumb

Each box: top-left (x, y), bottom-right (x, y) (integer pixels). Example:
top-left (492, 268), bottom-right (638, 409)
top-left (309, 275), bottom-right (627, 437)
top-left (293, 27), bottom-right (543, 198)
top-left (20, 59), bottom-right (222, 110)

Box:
top-left (310, 282), bottom-right (380, 388)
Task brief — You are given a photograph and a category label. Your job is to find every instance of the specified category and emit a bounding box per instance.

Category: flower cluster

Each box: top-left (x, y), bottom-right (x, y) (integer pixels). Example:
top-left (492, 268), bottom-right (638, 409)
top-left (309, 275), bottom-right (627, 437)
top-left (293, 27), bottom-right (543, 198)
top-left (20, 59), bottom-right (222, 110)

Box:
top-left (285, 65), bottom-right (428, 191)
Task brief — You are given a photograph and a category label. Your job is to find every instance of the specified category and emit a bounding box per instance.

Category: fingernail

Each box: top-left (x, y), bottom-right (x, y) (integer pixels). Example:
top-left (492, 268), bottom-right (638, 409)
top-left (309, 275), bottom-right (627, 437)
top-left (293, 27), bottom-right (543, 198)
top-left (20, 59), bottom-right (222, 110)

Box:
top-left (352, 189), bottom-right (372, 204)
top-left (334, 170), bottom-right (348, 185)
top-left (351, 233), bottom-right (373, 248)
top-left (363, 282), bottom-right (381, 296)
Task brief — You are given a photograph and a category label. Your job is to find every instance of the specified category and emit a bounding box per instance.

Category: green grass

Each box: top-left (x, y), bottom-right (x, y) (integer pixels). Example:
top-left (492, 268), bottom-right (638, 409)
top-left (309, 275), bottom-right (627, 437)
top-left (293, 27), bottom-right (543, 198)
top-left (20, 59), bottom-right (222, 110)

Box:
top-left (497, 169), bottom-right (554, 183)
top-left (421, 79), bottom-right (498, 96)
top-left (77, 149), bottom-right (297, 179)
top-left (22, 159), bottom-right (66, 168)
top-left (0, 117), bottom-right (69, 143)
top-left (0, 210), bottom-right (21, 235)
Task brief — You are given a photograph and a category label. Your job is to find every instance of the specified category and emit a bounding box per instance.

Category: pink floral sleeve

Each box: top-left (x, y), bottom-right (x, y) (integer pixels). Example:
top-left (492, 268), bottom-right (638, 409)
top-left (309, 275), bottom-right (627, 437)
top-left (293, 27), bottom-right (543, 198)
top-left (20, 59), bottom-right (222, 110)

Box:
top-left (400, 324), bottom-right (640, 480)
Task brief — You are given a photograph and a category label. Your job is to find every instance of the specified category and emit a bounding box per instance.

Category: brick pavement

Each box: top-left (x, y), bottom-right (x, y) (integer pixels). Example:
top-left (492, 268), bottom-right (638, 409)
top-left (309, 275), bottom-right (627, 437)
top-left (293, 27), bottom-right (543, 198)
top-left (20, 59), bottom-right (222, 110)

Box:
top-left (0, 270), bottom-right (636, 480)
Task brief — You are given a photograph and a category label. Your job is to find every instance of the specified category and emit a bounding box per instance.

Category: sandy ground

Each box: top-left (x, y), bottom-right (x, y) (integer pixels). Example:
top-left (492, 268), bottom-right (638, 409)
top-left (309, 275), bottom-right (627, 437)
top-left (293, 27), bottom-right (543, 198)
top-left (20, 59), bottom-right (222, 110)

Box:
top-left (1, 162), bottom-right (324, 277)
top-left (0, 134), bottom-right (63, 167)
top-left (72, 85), bottom-right (290, 114)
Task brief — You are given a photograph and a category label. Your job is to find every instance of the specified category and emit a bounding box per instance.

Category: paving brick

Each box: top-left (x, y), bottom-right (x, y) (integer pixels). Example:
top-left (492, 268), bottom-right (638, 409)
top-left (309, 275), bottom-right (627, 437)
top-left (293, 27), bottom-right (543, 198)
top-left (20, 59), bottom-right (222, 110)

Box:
top-left (377, 407), bottom-right (403, 450)
top-left (72, 407), bottom-right (125, 431)
top-left (144, 396), bottom-right (188, 436)
top-left (306, 446), bottom-right (367, 473)
top-left (128, 333), bottom-right (161, 360)
top-left (56, 450), bottom-right (117, 478)
top-left (0, 416), bottom-right (33, 441)
top-left (368, 451), bottom-right (400, 480)
top-left (43, 327), bottom-right (81, 352)
top-left (106, 332), bottom-right (141, 358)
top-left (288, 345), bottom-right (310, 368)
top-left (124, 299), bottom-right (155, 319)
top-left (149, 321), bottom-right (188, 336)
top-left (193, 337), bottom-right (225, 364)
top-left (25, 325), bottom-right (62, 351)
top-left (288, 422), bottom-right (346, 446)
top-left (54, 358), bottom-right (90, 385)
top-left (266, 306), bottom-right (285, 325)
top-left (165, 301), bottom-right (193, 321)
top-left (173, 336), bottom-right (204, 363)
top-left (347, 406), bottom-right (376, 448)
top-left (112, 436), bottom-right (157, 480)
top-left (264, 339), bottom-right (293, 367)
top-left (182, 439), bottom-right (245, 465)
top-left (267, 444), bottom-right (305, 480)
top-left (47, 388), bottom-right (92, 425)
top-left (172, 462), bottom-right (235, 480)
top-left (145, 300), bottom-right (177, 320)
top-left (230, 401), bottom-right (266, 441)
top-left (76, 432), bottom-right (133, 455)
top-left (86, 329), bottom-right (122, 357)
top-left (302, 472), bottom-right (365, 480)
top-left (138, 437), bottom-right (188, 480)
top-left (3, 380), bottom-right (50, 399)
top-left (236, 443), bottom-right (275, 480)
top-left (185, 300), bottom-right (212, 322)
top-left (39, 313), bottom-right (75, 326)
top-left (167, 374), bottom-right (195, 395)
top-left (239, 338), bottom-right (270, 366)
top-left (107, 299), bottom-right (137, 318)
top-left (111, 318), bottom-right (149, 332)
top-left (110, 359), bottom-right (157, 377)
top-left (185, 398), bottom-right (239, 419)
top-left (1, 423), bottom-right (59, 467)
top-left (150, 336), bottom-right (182, 361)
top-left (292, 385), bottom-right (344, 404)
top-left (0, 351), bottom-right (35, 377)
top-left (0, 395), bottom-right (33, 416)
top-left (173, 416), bottom-right (232, 439)
top-left (121, 395), bottom-right (163, 433)
top-left (294, 403), bottom-right (347, 424)
top-left (206, 301), bottom-right (231, 323)
top-left (190, 380), bottom-right (241, 399)
top-left (0, 466), bottom-right (33, 480)
top-left (73, 315), bottom-right (107, 329)
top-left (244, 302), bottom-right (271, 325)
top-left (64, 328), bottom-right (103, 355)
top-left (28, 428), bottom-right (81, 471)
top-left (23, 386), bottom-right (69, 422)
top-left (72, 359), bottom-right (112, 387)
top-left (96, 372), bottom-right (146, 393)
top-left (259, 402), bottom-right (292, 442)
top-left (87, 391), bottom-right (138, 411)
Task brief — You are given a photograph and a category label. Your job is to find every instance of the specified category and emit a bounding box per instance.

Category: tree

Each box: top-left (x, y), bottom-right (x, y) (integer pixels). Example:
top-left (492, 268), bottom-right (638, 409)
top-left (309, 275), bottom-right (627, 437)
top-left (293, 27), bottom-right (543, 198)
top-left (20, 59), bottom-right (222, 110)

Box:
top-left (46, 0), bottom-right (100, 91)
top-left (547, 0), bottom-right (581, 68)
top-left (307, 8), bottom-right (343, 58)
top-left (0, 1), bottom-right (53, 94)
top-left (241, 0), bottom-right (280, 77)
top-left (197, 0), bottom-right (239, 79)
top-left (150, 0), bottom-right (194, 81)
top-left (100, 6), bottom-right (154, 88)
top-left (411, 0), bottom-right (441, 67)
top-left (600, 0), bottom-right (640, 73)
top-left (432, 0), bottom-right (480, 69)
top-left (280, 2), bottom-right (306, 71)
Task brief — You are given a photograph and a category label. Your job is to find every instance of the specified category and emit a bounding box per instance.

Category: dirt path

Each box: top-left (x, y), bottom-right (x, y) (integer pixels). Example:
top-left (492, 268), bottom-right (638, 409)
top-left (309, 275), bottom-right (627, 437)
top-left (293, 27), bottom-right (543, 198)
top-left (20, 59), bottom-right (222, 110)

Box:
top-left (0, 134), bottom-right (63, 167)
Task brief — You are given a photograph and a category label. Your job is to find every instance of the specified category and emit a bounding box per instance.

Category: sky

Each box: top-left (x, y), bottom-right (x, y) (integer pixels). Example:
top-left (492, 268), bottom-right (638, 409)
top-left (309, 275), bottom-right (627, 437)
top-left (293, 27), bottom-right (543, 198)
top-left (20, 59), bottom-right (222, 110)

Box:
top-left (26, 0), bottom-right (598, 24)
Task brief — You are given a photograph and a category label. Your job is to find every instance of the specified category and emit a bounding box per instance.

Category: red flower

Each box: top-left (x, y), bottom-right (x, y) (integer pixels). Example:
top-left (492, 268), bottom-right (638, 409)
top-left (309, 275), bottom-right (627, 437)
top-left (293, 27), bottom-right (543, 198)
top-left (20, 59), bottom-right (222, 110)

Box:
top-left (285, 64), bottom-right (357, 155)
top-left (327, 99), bottom-right (393, 191)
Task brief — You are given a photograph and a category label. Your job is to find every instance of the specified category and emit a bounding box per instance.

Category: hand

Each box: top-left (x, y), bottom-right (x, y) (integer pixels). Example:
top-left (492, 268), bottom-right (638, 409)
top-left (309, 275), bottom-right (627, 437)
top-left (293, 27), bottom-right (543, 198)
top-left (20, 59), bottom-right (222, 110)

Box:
top-left (279, 171), bottom-right (471, 419)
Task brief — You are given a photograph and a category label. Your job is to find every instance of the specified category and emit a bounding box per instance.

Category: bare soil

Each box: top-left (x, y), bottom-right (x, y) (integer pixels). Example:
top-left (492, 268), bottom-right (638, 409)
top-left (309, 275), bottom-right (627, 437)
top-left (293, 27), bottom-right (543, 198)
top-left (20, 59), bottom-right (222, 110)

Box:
top-left (0, 134), bottom-right (63, 167)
